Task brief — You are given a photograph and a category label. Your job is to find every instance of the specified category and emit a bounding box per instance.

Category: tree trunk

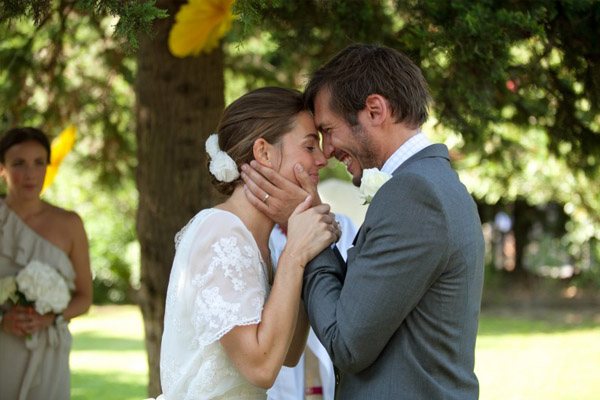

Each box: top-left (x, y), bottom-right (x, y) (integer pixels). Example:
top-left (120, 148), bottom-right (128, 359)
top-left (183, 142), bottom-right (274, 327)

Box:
top-left (511, 198), bottom-right (532, 281)
top-left (134, 0), bottom-right (224, 395)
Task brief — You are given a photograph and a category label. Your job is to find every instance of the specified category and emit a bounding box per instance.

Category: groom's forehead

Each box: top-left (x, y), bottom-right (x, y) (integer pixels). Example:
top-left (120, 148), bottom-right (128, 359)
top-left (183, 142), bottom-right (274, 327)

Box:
top-left (313, 90), bottom-right (336, 129)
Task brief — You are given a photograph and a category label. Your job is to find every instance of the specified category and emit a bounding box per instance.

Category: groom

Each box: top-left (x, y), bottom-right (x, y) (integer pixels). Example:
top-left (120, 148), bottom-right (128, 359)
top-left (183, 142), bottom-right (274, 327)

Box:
top-left (242, 44), bottom-right (485, 399)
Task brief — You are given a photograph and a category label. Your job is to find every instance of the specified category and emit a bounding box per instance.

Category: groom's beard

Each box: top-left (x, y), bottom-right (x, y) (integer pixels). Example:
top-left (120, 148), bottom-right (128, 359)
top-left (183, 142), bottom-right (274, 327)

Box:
top-left (350, 123), bottom-right (378, 187)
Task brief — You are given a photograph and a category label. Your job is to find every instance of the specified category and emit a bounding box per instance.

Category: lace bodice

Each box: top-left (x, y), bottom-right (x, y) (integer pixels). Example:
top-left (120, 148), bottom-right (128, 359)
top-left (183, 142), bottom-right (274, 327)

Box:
top-left (160, 209), bottom-right (270, 400)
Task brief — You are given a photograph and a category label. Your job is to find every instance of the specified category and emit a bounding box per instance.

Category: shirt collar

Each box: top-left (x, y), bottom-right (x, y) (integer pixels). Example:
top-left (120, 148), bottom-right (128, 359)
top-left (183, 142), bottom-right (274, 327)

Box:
top-left (380, 132), bottom-right (432, 175)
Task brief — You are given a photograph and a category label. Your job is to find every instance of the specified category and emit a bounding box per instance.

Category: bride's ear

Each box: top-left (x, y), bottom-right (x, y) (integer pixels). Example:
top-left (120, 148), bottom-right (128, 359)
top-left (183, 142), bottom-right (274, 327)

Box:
top-left (252, 138), bottom-right (275, 167)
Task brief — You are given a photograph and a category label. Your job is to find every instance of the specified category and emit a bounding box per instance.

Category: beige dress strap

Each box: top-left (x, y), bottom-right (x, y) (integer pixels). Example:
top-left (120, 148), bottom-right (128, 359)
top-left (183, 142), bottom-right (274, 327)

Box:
top-left (0, 199), bottom-right (76, 400)
top-left (0, 199), bottom-right (75, 286)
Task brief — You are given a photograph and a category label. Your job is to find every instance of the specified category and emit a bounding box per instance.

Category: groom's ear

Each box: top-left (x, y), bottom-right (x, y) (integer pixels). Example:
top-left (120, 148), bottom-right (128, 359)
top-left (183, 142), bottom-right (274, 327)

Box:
top-left (252, 138), bottom-right (274, 167)
top-left (363, 94), bottom-right (389, 126)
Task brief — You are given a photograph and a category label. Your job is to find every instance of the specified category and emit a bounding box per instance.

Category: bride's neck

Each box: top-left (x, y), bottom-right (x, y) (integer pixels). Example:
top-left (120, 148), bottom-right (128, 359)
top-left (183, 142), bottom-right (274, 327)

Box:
top-left (5, 194), bottom-right (45, 220)
top-left (216, 186), bottom-right (274, 249)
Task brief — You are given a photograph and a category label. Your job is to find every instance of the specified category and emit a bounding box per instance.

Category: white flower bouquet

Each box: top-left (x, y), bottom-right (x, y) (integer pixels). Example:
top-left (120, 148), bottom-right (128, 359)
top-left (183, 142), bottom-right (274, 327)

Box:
top-left (0, 260), bottom-right (71, 315)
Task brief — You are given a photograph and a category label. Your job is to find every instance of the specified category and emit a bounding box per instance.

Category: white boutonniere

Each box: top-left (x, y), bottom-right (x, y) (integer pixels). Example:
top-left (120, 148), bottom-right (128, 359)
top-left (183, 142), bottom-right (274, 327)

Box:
top-left (359, 168), bottom-right (392, 204)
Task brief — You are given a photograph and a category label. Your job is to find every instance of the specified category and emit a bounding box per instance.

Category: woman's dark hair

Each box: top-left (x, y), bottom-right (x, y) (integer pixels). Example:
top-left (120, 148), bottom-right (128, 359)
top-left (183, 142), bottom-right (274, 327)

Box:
top-left (304, 43), bottom-right (431, 129)
top-left (0, 127), bottom-right (51, 164)
top-left (210, 87), bottom-right (306, 195)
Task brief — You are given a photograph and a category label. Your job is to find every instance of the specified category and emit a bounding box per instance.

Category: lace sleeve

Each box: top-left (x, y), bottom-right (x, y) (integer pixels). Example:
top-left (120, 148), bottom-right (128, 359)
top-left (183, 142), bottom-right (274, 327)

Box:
top-left (187, 213), bottom-right (268, 346)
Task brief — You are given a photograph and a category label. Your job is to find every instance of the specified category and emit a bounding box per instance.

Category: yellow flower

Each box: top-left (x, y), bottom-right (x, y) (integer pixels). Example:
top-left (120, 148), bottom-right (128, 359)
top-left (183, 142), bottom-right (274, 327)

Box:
top-left (168, 0), bottom-right (235, 57)
top-left (42, 125), bottom-right (76, 193)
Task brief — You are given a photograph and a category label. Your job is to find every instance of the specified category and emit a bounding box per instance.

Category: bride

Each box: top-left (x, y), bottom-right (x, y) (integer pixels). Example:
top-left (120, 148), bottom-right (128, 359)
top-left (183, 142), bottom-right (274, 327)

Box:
top-left (156, 87), bottom-right (339, 399)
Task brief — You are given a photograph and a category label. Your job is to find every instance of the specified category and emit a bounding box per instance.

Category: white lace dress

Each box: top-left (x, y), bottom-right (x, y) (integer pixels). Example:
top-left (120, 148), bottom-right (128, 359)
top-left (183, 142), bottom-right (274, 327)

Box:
top-left (158, 209), bottom-right (270, 400)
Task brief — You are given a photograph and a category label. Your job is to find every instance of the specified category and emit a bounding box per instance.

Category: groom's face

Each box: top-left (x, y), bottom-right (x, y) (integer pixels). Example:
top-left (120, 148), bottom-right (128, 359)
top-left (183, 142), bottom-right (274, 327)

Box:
top-left (314, 89), bottom-right (378, 187)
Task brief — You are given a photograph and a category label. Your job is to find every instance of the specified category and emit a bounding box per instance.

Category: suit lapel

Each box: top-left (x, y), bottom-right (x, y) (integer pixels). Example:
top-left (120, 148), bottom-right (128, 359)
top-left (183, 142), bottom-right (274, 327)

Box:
top-left (351, 227), bottom-right (361, 246)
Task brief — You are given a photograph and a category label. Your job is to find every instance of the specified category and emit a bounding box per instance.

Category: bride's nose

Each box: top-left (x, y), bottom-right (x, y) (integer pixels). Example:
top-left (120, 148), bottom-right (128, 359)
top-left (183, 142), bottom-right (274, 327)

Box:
top-left (314, 148), bottom-right (327, 168)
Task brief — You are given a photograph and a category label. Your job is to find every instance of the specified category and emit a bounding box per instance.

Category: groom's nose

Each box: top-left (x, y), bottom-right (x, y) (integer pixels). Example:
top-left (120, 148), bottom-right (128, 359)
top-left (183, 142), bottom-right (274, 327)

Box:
top-left (322, 135), bottom-right (335, 159)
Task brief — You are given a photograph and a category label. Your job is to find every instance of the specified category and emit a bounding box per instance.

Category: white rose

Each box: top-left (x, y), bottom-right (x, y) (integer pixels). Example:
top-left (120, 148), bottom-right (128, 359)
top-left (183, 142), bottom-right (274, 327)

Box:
top-left (16, 260), bottom-right (71, 314)
top-left (209, 152), bottom-right (240, 183)
top-left (0, 276), bottom-right (17, 304)
top-left (205, 133), bottom-right (240, 183)
top-left (359, 168), bottom-right (392, 204)
top-left (205, 133), bottom-right (220, 157)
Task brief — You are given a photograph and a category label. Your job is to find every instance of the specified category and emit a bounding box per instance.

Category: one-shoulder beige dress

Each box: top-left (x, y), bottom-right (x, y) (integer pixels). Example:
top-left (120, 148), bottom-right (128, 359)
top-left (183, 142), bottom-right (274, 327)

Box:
top-left (0, 199), bottom-right (76, 400)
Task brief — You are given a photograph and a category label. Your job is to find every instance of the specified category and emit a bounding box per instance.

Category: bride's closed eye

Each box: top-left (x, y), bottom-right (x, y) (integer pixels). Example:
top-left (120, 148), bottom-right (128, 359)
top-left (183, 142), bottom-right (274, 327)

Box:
top-left (303, 138), bottom-right (321, 153)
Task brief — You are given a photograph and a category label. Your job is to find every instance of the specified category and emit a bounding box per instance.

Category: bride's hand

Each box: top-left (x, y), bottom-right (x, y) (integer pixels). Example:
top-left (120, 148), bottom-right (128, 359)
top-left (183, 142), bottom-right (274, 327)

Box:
top-left (283, 196), bottom-right (340, 267)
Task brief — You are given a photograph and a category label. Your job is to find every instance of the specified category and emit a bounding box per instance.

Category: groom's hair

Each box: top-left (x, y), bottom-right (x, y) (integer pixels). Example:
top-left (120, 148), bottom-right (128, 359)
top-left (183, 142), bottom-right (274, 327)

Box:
top-left (304, 43), bottom-right (431, 129)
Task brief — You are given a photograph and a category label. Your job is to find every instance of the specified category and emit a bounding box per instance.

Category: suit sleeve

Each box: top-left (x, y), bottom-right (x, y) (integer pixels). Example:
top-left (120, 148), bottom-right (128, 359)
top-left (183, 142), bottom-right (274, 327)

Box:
top-left (303, 172), bottom-right (449, 373)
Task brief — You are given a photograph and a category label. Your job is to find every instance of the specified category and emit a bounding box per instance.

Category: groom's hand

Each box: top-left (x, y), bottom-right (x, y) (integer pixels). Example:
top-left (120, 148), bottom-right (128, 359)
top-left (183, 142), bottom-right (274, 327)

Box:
top-left (241, 161), bottom-right (321, 228)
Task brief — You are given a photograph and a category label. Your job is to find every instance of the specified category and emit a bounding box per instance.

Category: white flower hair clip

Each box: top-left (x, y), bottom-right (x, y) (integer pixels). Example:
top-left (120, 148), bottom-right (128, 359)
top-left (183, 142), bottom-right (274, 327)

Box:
top-left (359, 168), bottom-right (392, 204)
top-left (205, 133), bottom-right (240, 183)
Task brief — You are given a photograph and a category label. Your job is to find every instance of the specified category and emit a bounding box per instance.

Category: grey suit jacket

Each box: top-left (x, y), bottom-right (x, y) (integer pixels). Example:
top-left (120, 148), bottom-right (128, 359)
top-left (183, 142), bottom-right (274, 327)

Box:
top-left (303, 144), bottom-right (485, 399)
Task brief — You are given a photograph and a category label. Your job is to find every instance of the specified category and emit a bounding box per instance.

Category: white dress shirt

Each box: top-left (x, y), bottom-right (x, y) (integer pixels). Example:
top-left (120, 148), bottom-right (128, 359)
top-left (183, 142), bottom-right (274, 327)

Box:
top-left (381, 132), bottom-right (432, 175)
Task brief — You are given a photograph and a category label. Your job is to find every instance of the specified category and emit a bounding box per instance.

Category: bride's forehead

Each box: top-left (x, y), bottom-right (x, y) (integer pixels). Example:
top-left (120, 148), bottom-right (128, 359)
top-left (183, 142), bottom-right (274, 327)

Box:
top-left (284, 114), bottom-right (318, 138)
top-left (280, 130), bottom-right (319, 146)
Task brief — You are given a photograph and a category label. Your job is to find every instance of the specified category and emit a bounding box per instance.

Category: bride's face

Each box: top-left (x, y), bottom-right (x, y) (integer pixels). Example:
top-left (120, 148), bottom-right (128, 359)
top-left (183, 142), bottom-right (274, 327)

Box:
top-left (272, 111), bottom-right (326, 186)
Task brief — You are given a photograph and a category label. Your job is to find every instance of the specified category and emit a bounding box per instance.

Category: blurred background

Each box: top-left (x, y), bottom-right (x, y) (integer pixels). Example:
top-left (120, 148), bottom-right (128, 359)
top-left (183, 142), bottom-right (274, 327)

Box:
top-left (1, 1), bottom-right (599, 399)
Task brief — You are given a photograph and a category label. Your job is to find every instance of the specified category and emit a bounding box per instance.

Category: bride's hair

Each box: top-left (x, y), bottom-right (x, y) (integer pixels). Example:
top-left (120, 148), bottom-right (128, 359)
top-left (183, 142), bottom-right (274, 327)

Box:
top-left (210, 87), bottom-right (306, 195)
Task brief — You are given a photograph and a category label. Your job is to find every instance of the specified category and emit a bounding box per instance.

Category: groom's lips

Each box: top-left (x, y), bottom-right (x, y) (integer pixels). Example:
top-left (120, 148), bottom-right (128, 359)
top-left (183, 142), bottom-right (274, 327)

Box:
top-left (335, 150), bottom-right (352, 169)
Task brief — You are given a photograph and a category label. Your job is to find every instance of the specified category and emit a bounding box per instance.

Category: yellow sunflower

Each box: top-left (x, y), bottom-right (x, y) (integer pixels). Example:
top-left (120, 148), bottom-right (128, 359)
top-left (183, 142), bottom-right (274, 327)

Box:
top-left (169, 0), bottom-right (235, 57)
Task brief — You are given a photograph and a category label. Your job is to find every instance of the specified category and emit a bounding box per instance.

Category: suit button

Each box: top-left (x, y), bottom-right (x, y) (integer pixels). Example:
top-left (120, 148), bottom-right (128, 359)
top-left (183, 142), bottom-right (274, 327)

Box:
top-left (335, 372), bottom-right (340, 385)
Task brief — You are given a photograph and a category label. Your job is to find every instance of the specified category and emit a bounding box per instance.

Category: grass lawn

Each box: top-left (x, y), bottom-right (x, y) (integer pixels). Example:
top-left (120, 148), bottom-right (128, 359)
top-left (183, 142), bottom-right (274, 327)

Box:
top-left (70, 305), bottom-right (600, 400)
top-left (70, 305), bottom-right (148, 400)
top-left (475, 309), bottom-right (600, 400)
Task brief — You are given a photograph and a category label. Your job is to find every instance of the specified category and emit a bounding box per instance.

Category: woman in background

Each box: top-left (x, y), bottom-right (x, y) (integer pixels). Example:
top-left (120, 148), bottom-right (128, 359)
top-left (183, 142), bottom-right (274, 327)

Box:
top-left (0, 127), bottom-right (93, 400)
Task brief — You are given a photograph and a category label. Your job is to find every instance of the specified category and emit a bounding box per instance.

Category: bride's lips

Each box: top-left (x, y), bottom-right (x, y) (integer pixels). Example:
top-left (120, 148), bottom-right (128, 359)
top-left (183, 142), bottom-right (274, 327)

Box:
top-left (309, 173), bottom-right (320, 185)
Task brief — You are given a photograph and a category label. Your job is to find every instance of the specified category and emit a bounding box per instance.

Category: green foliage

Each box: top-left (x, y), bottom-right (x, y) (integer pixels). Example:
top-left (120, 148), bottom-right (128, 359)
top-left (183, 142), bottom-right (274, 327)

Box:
top-left (44, 154), bottom-right (139, 304)
top-left (0, 0), bottom-right (52, 24)
top-left (408, 1), bottom-right (600, 166)
top-left (76, 0), bottom-right (168, 49)
top-left (230, 0), bottom-right (395, 89)
top-left (0, 6), bottom-right (137, 186)
top-left (0, 0), bottom-right (166, 47)
top-left (0, 1), bottom-right (157, 302)
top-left (407, 2), bottom-right (600, 252)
